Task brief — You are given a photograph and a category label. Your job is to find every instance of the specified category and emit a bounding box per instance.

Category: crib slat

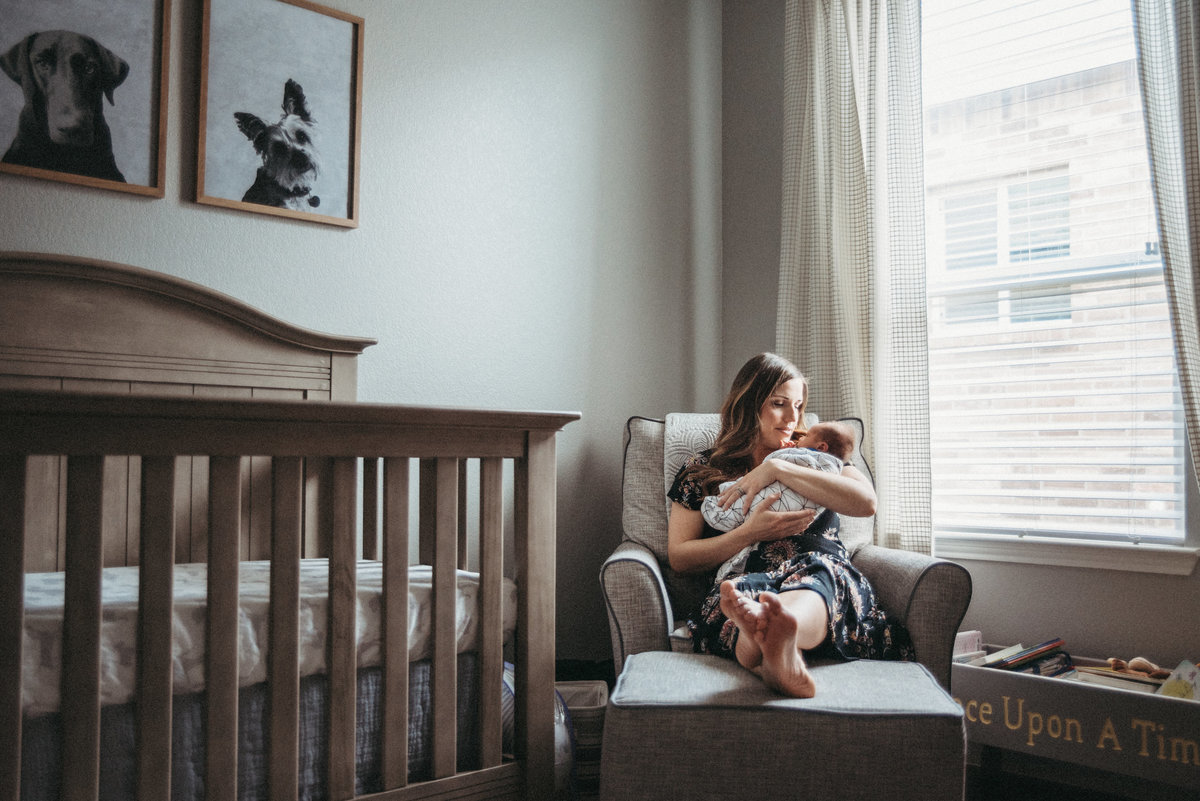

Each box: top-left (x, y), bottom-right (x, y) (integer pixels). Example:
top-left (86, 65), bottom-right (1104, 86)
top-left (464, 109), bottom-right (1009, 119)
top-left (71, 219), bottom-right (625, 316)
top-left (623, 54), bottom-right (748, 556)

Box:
top-left (418, 459), bottom-right (436, 566)
top-left (457, 459), bottom-right (468, 570)
top-left (431, 457), bottom-right (459, 779)
top-left (269, 458), bottom-right (303, 801)
top-left (328, 457), bottom-right (358, 799)
top-left (381, 457), bottom-right (410, 789)
top-left (363, 457), bottom-right (379, 559)
top-left (136, 456), bottom-right (176, 801)
top-left (206, 456), bottom-right (242, 801)
top-left (478, 457), bottom-right (505, 767)
top-left (0, 455), bottom-right (26, 801)
top-left (61, 455), bottom-right (104, 801)
top-left (515, 432), bottom-right (557, 799)
top-left (126, 457), bottom-right (143, 566)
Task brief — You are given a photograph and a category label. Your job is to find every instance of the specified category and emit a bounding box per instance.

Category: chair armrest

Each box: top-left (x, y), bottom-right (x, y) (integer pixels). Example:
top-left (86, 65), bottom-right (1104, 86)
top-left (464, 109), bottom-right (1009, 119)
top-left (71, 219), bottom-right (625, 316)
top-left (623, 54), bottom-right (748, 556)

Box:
top-left (851, 544), bottom-right (972, 690)
top-left (600, 540), bottom-right (676, 674)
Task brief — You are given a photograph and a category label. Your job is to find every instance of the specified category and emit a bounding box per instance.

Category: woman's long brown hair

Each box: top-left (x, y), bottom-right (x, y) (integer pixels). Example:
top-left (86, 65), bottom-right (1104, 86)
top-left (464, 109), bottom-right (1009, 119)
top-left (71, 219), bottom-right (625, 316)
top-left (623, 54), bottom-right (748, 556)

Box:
top-left (688, 353), bottom-right (808, 496)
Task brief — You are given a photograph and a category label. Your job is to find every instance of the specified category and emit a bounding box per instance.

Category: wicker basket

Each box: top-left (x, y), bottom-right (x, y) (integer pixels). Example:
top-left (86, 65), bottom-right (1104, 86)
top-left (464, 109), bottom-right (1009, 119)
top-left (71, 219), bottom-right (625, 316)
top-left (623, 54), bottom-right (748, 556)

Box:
top-left (555, 680), bottom-right (609, 799)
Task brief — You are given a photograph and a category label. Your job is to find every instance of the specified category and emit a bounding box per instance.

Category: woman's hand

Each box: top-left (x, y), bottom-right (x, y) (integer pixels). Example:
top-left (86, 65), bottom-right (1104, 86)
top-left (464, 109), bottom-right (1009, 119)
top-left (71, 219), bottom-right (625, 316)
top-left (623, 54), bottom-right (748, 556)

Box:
top-left (716, 460), bottom-right (779, 515)
top-left (714, 461), bottom-right (815, 542)
top-left (738, 496), bottom-right (816, 543)
top-left (667, 499), bottom-right (816, 575)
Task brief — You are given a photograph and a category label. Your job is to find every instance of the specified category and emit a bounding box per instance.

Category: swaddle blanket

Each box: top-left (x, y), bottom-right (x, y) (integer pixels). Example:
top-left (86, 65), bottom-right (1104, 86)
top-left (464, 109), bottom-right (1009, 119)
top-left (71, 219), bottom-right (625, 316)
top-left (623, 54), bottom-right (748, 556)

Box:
top-left (701, 447), bottom-right (843, 582)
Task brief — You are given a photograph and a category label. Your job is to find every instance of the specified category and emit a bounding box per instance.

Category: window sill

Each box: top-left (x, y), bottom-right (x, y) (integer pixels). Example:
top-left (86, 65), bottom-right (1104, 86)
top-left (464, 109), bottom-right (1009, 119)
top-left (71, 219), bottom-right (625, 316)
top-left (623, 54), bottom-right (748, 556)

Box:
top-left (932, 532), bottom-right (1199, 576)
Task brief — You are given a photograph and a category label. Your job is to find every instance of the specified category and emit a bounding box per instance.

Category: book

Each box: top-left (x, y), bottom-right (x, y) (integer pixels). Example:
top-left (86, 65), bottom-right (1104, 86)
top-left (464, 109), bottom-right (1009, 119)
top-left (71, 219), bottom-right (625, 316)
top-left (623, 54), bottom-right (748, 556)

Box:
top-left (1074, 665), bottom-right (1165, 682)
top-left (1075, 668), bottom-right (1163, 693)
top-left (954, 630), bottom-right (983, 657)
top-left (1012, 650), bottom-right (1074, 677)
top-left (989, 638), bottom-right (1066, 670)
top-left (978, 643), bottom-right (1026, 667)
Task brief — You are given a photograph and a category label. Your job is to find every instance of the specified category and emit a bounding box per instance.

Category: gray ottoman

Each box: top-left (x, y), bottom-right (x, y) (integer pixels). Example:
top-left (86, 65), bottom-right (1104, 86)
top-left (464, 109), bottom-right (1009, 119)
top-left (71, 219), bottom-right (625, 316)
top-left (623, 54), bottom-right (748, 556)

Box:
top-left (600, 651), bottom-right (965, 801)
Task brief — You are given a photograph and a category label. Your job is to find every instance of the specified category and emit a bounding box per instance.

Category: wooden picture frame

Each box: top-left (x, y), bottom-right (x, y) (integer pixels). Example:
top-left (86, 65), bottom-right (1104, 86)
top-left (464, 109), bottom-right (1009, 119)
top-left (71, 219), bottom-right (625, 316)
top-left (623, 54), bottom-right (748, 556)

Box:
top-left (0, 0), bottom-right (171, 196)
top-left (197, 0), bottom-right (363, 228)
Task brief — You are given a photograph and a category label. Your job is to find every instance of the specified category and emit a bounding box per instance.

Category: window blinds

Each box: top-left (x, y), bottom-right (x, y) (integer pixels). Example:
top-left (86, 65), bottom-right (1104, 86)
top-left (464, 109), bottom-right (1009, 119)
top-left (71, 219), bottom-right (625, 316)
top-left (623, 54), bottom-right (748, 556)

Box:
top-left (922, 0), bottom-right (1185, 543)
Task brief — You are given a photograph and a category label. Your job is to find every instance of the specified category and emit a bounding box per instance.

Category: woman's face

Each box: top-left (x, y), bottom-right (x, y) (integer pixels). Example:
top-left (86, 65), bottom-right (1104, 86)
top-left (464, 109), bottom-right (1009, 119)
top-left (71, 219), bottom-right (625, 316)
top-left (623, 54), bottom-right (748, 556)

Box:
top-left (757, 377), bottom-right (806, 451)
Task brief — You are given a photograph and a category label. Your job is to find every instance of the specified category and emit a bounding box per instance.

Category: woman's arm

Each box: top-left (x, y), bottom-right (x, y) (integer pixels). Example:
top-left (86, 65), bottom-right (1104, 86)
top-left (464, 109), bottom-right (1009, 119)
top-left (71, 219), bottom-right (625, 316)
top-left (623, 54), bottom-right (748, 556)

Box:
top-left (720, 461), bottom-right (877, 518)
top-left (666, 500), bottom-right (817, 575)
top-left (667, 503), bottom-right (752, 575)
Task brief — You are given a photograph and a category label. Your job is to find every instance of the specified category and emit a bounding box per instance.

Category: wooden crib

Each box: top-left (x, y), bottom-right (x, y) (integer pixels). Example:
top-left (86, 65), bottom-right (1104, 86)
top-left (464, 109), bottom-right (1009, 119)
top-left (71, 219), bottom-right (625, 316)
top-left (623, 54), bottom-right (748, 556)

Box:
top-left (0, 253), bottom-right (579, 801)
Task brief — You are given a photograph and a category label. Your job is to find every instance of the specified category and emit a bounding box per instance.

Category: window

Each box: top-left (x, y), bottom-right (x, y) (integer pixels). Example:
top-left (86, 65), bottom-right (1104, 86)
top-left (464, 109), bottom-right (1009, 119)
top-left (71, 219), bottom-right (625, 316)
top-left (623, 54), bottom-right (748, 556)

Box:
top-left (943, 190), bottom-right (997, 271)
top-left (935, 173), bottom-right (1073, 326)
top-left (922, 0), bottom-right (1187, 556)
top-left (1008, 175), bottom-right (1070, 263)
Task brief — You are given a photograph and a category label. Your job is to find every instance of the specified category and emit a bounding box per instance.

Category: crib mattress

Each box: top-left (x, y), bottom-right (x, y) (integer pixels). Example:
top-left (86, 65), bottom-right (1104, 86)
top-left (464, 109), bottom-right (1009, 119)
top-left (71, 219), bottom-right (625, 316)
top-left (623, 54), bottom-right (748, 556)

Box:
top-left (22, 560), bottom-right (517, 717)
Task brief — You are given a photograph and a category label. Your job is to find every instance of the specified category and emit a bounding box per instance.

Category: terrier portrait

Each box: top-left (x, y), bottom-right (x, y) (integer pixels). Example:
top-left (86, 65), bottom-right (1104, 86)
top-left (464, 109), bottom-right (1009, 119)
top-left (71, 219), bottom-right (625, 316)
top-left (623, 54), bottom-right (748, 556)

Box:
top-left (234, 78), bottom-right (321, 210)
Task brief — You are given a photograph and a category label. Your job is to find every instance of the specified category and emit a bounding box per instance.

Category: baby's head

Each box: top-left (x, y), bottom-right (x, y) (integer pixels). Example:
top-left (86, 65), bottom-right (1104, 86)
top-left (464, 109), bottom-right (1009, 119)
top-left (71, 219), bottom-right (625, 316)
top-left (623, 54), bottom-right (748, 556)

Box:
top-left (793, 421), bottom-right (855, 461)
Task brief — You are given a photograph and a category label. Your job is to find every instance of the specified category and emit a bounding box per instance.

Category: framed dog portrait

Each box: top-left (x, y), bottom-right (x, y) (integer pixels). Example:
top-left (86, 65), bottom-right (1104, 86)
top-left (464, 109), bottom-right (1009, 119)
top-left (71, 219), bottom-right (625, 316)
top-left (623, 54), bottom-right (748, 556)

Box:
top-left (0, 0), bottom-right (171, 196)
top-left (198, 0), bottom-right (362, 228)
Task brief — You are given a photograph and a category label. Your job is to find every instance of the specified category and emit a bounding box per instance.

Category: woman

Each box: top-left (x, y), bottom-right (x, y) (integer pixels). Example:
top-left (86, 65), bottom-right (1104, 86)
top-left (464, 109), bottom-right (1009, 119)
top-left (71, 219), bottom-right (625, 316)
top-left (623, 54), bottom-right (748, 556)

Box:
top-left (667, 353), bottom-right (912, 697)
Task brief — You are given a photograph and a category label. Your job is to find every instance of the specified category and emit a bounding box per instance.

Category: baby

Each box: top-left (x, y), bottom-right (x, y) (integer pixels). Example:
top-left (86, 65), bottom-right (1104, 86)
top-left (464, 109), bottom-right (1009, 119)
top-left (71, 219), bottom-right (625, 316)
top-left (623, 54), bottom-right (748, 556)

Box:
top-left (702, 421), bottom-right (855, 581)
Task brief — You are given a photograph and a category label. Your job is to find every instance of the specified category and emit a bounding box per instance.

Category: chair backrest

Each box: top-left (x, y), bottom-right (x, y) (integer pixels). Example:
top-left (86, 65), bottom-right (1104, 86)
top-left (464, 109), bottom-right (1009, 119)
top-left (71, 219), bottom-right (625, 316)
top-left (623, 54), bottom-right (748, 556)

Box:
top-left (621, 413), bottom-right (876, 618)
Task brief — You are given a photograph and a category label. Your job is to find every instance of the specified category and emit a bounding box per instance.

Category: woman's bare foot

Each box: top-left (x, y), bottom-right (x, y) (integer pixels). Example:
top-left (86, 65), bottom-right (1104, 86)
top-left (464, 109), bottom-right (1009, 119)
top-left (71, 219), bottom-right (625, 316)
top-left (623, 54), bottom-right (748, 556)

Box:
top-left (719, 580), bottom-right (764, 669)
top-left (754, 592), bottom-right (817, 698)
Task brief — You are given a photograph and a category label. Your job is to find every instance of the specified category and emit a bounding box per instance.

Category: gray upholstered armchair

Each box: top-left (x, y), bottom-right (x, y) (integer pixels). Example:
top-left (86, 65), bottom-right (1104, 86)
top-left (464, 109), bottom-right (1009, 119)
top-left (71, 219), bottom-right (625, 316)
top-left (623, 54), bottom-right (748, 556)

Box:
top-left (600, 413), bottom-right (972, 689)
top-left (598, 413), bottom-right (973, 800)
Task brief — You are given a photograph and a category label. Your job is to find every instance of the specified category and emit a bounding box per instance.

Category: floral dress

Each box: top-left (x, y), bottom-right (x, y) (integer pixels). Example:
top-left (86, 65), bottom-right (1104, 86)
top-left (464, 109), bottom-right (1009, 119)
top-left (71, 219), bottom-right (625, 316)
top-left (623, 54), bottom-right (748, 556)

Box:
top-left (669, 451), bottom-right (914, 663)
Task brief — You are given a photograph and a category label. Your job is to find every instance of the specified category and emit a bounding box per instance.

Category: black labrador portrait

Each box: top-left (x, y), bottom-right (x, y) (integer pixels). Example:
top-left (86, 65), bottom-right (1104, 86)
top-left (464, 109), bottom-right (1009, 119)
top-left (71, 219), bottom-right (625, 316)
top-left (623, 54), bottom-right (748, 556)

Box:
top-left (0, 30), bottom-right (129, 182)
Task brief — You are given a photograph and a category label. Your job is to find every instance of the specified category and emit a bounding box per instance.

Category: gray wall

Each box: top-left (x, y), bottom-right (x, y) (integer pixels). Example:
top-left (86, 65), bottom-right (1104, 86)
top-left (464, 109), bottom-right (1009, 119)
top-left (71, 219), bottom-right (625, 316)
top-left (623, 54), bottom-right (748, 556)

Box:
top-left (721, 0), bottom-right (784, 383)
top-left (0, 0), bottom-right (725, 662)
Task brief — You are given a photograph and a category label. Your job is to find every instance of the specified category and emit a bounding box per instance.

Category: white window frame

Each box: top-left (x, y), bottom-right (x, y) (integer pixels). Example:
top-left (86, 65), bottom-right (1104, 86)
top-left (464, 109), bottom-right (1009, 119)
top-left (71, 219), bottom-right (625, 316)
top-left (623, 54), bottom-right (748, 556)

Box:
top-left (932, 511), bottom-right (1200, 576)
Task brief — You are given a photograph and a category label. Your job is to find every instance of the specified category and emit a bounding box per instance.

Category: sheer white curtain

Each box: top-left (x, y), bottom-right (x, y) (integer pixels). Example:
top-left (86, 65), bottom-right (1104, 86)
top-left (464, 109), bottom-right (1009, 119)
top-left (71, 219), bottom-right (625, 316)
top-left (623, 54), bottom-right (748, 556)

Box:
top-left (1132, 0), bottom-right (1200, 495)
top-left (777, 0), bottom-right (929, 551)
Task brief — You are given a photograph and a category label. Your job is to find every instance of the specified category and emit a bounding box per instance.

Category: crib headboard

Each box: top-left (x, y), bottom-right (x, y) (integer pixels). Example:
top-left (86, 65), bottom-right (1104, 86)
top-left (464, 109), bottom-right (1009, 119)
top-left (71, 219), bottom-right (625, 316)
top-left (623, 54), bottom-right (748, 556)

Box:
top-left (0, 252), bottom-right (377, 570)
top-left (0, 251), bottom-right (375, 400)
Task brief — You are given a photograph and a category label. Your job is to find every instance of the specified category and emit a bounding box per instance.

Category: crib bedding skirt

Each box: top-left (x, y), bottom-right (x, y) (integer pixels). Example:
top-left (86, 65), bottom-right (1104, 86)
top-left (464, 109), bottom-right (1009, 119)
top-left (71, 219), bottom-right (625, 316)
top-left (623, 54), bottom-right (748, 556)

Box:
top-left (20, 561), bottom-right (520, 799)
top-left (22, 656), bottom-right (499, 801)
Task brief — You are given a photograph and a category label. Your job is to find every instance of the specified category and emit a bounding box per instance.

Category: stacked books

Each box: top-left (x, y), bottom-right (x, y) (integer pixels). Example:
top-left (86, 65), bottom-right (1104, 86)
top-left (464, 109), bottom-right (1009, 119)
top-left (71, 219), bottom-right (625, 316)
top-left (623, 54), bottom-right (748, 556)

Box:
top-left (974, 639), bottom-right (1075, 677)
top-left (1073, 665), bottom-right (1165, 693)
